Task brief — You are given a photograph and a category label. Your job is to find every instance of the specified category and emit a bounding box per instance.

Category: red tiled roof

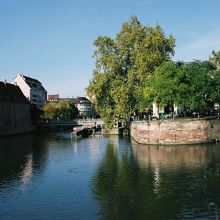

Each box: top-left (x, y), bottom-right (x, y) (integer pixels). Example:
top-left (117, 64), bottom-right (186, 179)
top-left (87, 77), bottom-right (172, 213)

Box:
top-left (48, 94), bottom-right (59, 100)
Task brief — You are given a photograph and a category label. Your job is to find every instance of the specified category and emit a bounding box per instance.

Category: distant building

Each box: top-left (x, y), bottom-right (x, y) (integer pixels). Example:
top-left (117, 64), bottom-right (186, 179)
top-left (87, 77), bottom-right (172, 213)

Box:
top-left (47, 95), bottom-right (97, 118)
top-left (75, 97), bottom-right (93, 118)
top-left (47, 94), bottom-right (78, 103)
top-left (0, 81), bottom-right (32, 137)
top-left (13, 74), bottom-right (47, 108)
top-left (47, 94), bottom-right (60, 102)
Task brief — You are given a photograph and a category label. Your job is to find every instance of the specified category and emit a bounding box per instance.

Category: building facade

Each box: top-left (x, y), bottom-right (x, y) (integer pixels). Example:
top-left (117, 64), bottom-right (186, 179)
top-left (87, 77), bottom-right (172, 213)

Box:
top-left (0, 81), bottom-right (32, 137)
top-left (13, 74), bottom-right (47, 108)
top-left (75, 97), bottom-right (93, 118)
top-left (47, 94), bottom-right (60, 103)
top-left (47, 95), bottom-right (98, 118)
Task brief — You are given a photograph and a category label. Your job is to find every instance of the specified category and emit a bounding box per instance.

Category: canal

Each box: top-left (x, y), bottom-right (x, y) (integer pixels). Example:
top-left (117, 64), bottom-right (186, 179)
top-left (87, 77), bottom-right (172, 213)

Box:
top-left (0, 132), bottom-right (220, 219)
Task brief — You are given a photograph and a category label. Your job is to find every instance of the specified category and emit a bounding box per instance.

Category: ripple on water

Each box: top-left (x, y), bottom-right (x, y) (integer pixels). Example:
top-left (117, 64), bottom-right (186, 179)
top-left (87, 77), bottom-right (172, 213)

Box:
top-left (0, 133), bottom-right (220, 219)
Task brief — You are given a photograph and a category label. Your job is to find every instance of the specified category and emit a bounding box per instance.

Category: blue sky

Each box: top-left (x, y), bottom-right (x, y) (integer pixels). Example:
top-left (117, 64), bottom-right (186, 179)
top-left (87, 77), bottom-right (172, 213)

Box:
top-left (0, 0), bottom-right (220, 97)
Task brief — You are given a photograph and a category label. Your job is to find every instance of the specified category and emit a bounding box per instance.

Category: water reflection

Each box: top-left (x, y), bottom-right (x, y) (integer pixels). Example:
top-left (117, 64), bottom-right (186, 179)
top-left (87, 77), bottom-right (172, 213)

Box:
top-left (92, 138), bottom-right (220, 219)
top-left (0, 134), bottom-right (49, 192)
top-left (0, 135), bottom-right (32, 188)
top-left (0, 132), bottom-right (99, 219)
top-left (74, 135), bottom-right (103, 161)
top-left (1, 133), bottom-right (220, 219)
top-left (131, 140), bottom-right (220, 169)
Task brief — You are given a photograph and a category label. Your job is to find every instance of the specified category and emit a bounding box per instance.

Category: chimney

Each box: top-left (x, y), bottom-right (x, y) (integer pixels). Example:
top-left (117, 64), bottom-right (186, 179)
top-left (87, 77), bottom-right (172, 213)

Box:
top-left (4, 79), bottom-right (7, 85)
top-left (14, 81), bottom-right (17, 86)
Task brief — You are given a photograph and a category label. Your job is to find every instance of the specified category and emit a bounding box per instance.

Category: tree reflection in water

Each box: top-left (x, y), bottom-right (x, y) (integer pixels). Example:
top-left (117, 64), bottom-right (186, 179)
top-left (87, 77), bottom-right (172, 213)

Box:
top-left (91, 139), bottom-right (220, 220)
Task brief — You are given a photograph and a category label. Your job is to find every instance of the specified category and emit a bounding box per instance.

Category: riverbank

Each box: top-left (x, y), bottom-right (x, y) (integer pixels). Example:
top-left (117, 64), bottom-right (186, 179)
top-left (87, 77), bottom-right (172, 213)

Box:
top-left (130, 117), bottom-right (220, 145)
top-left (0, 125), bottom-right (36, 138)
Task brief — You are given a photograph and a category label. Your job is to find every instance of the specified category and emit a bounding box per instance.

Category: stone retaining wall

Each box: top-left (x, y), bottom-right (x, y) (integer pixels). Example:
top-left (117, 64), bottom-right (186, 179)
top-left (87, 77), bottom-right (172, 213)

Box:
top-left (130, 118), bottom-right (220, 145)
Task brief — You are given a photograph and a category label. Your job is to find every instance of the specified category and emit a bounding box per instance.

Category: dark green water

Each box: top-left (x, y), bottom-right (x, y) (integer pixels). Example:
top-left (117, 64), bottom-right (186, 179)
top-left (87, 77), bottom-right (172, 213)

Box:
top-left (0, 132), bottom-right (220, 219)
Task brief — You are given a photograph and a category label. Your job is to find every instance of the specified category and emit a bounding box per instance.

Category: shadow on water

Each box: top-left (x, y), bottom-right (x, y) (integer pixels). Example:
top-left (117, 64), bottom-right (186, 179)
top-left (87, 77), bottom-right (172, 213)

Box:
top-left (91, 137), bottom-right (220, 220)
top-left (0, 133), bottom-right (50, 191)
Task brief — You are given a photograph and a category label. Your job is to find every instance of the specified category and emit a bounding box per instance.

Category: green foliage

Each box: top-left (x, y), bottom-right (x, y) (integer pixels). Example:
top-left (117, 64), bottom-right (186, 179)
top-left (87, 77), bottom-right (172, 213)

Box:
top-left (43, 102), bottom-right (57, 120)
top-left (31, 104), bottom-right (44, 124)
top-left (206, 68), bottom-right (220, 105)
top-left (43, 100), bottom-right (79, 120)
top-left (209, 50), bottom-right (220, 70)
top-left (144, 60), bottom-right (219, 112)
top-left (144, 61), bottom-right (179, 106)
top-left (87, 16), bottom-right (175, 127)
top-left (182, 61), bottom-right (217, 110)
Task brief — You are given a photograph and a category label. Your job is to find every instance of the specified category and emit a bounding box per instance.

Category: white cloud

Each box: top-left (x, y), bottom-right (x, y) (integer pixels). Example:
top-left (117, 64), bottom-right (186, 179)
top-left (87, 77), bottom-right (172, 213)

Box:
top-left (137, 0), bottom-right (156, 6)
top-left (174, 30), bottom-right (220, 61)
top-left (185, 30), bottom-right (220, 50)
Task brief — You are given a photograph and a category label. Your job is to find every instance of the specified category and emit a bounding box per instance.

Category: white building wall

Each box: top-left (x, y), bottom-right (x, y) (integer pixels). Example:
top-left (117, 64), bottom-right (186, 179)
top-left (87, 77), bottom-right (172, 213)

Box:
top-left (76, 103), bottom-right (93, 117)
top-left (13, 75), bottom-right (30, 100)
top-left (13, 74), bottom-right (47, 108)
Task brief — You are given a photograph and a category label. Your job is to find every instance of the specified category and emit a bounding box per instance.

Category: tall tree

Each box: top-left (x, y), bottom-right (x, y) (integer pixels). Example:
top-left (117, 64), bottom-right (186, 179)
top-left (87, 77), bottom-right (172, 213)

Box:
top-left (43, 100), bottom-right (79, 120)
top-left (87, 16), bottom-right (175, 127)
top-left (209, 50), bottom-right (220, 70)
top-left (144, 60), bottom-right (219, 113)
top-left (43, 102), bottom-right (57, 120)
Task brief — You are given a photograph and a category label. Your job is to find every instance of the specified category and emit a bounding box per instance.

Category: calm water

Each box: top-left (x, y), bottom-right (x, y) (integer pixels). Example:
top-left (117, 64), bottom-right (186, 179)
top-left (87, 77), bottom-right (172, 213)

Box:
top-left (0, 132), bottom-right (220, 220)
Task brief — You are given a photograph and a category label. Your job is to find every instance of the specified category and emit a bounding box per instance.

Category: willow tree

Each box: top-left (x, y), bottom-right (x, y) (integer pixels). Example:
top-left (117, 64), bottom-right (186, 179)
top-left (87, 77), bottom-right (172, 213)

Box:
top-left (87, 16), bottom-right (175, 128)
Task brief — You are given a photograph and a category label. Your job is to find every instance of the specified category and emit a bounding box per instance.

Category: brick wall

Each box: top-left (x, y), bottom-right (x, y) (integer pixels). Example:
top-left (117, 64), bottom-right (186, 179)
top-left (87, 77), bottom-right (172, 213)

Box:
top-left (131, 118), bottom-right (220, 145)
